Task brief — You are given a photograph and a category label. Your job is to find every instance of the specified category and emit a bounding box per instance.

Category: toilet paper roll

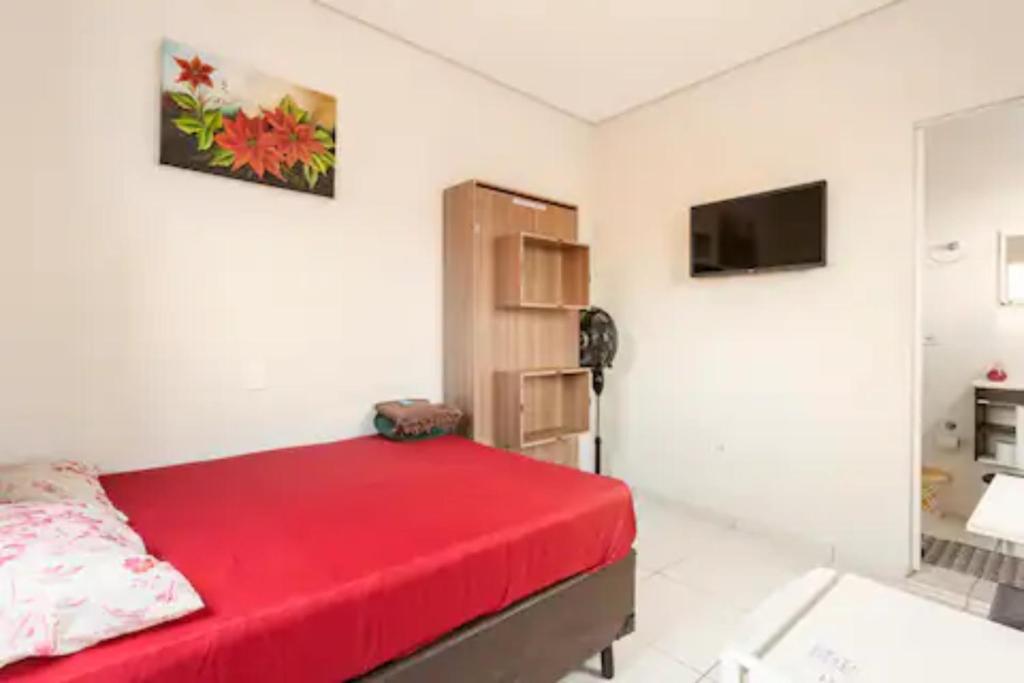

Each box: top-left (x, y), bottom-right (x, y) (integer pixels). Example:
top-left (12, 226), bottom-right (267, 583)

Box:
top-left (935, 433), bottom-right (961, 451)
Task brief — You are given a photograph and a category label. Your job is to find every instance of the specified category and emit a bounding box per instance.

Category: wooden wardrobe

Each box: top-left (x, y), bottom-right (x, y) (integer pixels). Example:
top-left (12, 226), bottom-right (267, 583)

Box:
top-left (443, 181), bottom-right (591, 467)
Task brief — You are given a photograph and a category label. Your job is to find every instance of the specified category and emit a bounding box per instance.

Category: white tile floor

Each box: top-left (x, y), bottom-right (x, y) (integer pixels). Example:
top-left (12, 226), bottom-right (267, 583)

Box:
top-left (560, 491), bottom-right (998, 682)
top-left (560, 491), bottom-right (834, 683)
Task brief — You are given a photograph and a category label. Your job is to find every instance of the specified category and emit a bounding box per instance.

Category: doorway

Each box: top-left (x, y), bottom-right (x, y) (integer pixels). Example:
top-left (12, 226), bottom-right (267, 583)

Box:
top-left (912, 96), bottom-right (1024, 606)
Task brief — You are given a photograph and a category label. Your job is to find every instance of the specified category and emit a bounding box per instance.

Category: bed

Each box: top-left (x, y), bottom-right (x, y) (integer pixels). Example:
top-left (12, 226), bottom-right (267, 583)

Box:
top-left (3, 435), bottom-right (636, 682)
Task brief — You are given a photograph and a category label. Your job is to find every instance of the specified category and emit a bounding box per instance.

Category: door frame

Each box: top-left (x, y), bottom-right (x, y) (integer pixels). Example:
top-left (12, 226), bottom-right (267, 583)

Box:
top-left (910, 93), bottom-right (1024, 573)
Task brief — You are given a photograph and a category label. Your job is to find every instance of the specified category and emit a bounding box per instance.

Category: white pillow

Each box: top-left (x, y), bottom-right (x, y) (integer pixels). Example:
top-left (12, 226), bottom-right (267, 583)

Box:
top-left (0, 460), bottom-right (127, 521)
top-left (0, 501), bottom-right (203, 669)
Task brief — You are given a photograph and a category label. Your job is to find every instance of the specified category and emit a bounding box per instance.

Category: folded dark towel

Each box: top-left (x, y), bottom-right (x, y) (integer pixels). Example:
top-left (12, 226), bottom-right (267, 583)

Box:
top-left (374, 400), bottom-right (462, 436)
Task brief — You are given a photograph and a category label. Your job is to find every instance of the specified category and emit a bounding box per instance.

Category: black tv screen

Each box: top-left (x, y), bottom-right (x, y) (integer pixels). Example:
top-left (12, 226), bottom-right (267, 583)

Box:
top-left (690, 181), bottom-right (827, 277)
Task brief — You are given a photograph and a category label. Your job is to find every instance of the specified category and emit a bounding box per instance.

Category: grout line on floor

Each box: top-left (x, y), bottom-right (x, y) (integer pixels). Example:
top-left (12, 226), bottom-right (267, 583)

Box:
top-left (650, 643), bottom-right (706, 679)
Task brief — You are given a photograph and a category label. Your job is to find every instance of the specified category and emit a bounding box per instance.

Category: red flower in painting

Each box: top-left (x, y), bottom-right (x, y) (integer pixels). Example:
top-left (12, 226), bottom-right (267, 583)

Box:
top-left (174, 55), bottom-right (215, 89)
top-left (264, 108), bottom-right (325, 167)
top-left (213, 112), bottom-right (285, 180)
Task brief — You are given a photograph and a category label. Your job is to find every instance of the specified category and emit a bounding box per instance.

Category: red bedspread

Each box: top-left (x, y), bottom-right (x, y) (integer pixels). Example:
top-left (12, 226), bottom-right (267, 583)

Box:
top-left (4, 436), bottom-right (635, 682)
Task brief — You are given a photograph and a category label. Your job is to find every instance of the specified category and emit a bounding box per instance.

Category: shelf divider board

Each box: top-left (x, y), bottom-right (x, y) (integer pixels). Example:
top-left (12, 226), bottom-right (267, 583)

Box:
top-left (560, 242), bottom-right (590, 309)
top-left (520, 441), bottom-right (580, 468)
top-left (522, 427), bottom-right (590, 449)
top-left (980, 423), bottom-right (1016, 435)
top-left (520, 232), bottom-right (586, 248)
top-left (976, 455), bottom-right (1024, 474)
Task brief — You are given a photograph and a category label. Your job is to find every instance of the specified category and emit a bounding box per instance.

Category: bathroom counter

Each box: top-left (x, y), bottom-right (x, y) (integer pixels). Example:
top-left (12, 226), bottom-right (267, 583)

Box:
top-left (973, 378), bottom-right (1024, 391)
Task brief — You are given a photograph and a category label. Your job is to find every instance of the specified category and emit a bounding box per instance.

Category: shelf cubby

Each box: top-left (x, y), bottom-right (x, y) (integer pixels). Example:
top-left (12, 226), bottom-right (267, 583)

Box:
top-left (496, 232), bottom-right (590, 310)
top-left (495, 368), bottom-right (591, 450)
top-left (974, 385), bottom-right (1024, 469)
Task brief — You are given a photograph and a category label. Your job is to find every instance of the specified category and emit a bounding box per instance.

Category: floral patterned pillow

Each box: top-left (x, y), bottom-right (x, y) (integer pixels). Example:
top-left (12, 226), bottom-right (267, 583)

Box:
top-left (0, 501), bottom-right (203, 668)
top-left (0, 461), bottom-right (127, 521)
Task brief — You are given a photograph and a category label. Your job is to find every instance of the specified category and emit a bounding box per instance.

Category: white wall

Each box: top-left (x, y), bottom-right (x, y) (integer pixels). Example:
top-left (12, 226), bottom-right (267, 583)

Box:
top-left (7, 0), bottom-right (1024, 577)
top-left (0, 0), bottom-right (593, 471)
top-left (592, 0), bottom-right (1024, 576)
top-left (922, 102), bottom-right (1024, 518)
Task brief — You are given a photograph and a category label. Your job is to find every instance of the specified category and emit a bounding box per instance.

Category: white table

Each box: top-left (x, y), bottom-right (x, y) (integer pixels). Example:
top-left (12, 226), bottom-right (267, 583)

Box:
top-left (720, 568), bottom-right (1024, 682)
top-left (967, 473), bottom-right (1024, 547)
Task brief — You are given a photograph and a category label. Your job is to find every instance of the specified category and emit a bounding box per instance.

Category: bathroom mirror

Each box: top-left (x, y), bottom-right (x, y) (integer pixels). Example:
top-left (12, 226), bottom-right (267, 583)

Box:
top-left (1000, 232), bottom-right (1024, 305)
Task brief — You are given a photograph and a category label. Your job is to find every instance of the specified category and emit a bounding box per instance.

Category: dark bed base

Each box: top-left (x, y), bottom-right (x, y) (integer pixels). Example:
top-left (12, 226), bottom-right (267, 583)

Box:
top-left (359, 550), bottom-right (636, 683)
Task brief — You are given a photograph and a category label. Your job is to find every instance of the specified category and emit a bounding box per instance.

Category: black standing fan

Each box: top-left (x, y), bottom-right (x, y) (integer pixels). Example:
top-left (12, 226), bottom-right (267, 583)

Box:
top-left (580, 307), bottom-right (618, 475)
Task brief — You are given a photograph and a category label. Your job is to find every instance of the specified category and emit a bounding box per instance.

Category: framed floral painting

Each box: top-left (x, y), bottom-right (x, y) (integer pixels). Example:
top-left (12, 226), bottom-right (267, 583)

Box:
top-left (159, 39), bottom-right (337, 198)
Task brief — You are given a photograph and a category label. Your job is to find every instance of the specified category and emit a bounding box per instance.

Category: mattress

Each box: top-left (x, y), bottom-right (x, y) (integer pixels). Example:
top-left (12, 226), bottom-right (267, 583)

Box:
top-left (3, 436), bottom-right (635, 682)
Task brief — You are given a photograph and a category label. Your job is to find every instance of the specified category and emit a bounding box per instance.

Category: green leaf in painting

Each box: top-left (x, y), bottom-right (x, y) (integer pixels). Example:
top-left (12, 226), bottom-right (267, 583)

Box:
top-left (173, 116), bottom-right (204, 135)
top-left (307, 151), bottom-right (335, 174)
top-left (197, 127), bottom-right (214, 151)
top-left (203, 109), bottom-right (223, 131)
top-left (170, 92), bottom-right (198, 111)
top-left (209, 147), bottom-right (235, 168)
top-left (313, 128), bottom-right (335, 149)
top-left (210, 146), bottom-right (236, 167)
top-left (304, 162), bottom-right (320, 190)
top-left (279, 95), bottom-right (310, 124)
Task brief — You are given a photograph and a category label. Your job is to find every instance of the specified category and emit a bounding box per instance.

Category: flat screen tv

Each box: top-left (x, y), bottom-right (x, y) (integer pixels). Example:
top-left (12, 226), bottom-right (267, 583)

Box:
top-left (690, 181), bottom-right (827, 277)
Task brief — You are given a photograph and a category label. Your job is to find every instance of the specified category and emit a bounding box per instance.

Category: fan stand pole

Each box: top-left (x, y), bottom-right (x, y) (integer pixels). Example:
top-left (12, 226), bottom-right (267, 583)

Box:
top-left (593, 366), bottom-right (605, 476)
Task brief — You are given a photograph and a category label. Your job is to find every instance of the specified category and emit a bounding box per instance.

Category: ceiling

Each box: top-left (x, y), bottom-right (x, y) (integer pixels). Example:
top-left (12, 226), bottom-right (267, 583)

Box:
top-left (316, 0), bottom-right (899, 123)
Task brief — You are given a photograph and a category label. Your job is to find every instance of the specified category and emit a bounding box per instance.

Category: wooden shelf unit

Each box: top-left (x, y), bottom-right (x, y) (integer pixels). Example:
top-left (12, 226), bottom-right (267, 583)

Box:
top-left (443, 181), bottom-right (590, 468)
top-left (496, 368), bottom-right (591, 450)
top-left (497, 233), bottom-right (590, 310)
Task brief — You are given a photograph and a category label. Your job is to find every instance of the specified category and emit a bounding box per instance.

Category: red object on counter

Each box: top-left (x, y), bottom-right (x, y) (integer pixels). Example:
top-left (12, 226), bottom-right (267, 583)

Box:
top-left (988, 366), bottom-right (1009, 382)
